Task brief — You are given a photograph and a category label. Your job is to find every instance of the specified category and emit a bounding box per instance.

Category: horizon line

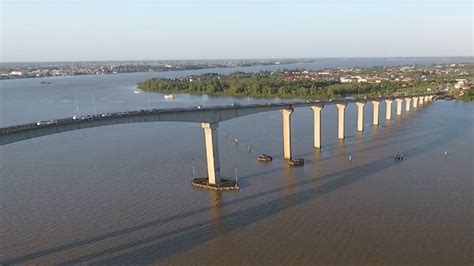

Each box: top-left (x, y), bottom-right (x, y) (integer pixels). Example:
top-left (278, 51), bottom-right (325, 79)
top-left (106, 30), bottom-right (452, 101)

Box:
top-left (1, 55), bottom-right (473, 64)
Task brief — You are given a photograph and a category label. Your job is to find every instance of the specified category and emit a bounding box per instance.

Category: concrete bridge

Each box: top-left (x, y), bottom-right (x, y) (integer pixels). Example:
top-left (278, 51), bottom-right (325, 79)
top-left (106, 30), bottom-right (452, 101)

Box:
top-left (1, 93), bottom-right (435, 188)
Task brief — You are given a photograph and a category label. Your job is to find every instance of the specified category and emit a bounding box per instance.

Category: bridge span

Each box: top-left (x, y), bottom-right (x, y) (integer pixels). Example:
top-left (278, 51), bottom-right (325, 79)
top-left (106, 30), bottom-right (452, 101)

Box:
top-left (1, 93), bottom-right (435, 189)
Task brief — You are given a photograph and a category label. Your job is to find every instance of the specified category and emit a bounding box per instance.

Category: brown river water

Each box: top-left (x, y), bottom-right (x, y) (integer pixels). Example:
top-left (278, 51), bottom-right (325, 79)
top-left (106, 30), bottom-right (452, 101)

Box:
top-left (1, 61), bottom-right (473, 265)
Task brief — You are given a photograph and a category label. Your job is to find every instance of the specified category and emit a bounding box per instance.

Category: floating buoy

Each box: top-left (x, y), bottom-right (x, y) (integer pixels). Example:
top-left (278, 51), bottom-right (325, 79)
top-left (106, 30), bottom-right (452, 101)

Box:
top-left (444, 150), bottom-right (448, 157)
top-left (348, 155), bottom-right (352, 161)
top-left (234, 167), bottom-right (239, 187)
top-left (234, 138), bottom-right (239, 144)
top-left (248, 145), bottom-right (251, 151)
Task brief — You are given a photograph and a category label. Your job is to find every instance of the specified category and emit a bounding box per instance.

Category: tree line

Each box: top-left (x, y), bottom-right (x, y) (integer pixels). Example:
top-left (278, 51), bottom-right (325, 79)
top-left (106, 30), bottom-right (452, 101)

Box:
top-left (138, 72), bottom-right (432, 99)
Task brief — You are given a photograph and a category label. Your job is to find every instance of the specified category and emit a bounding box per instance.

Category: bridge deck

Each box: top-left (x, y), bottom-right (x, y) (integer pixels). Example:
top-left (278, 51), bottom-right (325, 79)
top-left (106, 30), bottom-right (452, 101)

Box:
top-left (0, 93), bottom-right (435, 145)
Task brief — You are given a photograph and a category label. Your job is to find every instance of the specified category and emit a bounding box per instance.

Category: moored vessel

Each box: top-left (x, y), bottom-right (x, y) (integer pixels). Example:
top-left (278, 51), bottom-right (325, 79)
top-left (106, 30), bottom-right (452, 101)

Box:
top-left (257, 153), bottom-right (273, 162)
top-left (288, 158), bottom-right (304, 166)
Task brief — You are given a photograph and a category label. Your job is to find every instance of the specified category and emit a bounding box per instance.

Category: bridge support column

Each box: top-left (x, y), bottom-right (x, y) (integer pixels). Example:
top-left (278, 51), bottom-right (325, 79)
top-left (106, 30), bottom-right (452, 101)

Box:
top-left (413, 97), bottom-right (418, 108)
top-left (336, 103), bottom-right (346, 139)
top-left (385, 99), bottom-right (393, 120)
top-left (311, 105), bottom-right (323, 149)
top-left (419, 96), bottom-right (424, 105)
top-left (425, 96), bottom-right (430, 102)
top-left (405, 98), bottom-right (411, 112)
top-left (428, 95), bottom-right (433, 101)
top-left (201, 122), bottom-right (221, 185)
top-left (372, 100), bottom-right (380, 126)
top-left (281, 108), bottom-right (293, 160)
top-left (356, 101), bottom-right (365, 132)
top-left (396, 99), bottom-right (403, 116)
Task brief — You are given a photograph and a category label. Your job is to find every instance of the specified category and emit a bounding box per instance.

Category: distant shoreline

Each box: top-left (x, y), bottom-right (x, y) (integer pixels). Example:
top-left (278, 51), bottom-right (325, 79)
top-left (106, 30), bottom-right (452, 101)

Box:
top-left (2, 57), bottom-right (473, 81)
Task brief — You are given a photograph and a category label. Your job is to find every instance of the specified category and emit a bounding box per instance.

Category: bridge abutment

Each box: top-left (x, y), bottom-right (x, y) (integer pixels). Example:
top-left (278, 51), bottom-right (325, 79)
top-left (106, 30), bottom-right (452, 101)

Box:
top-left (336, 103), bottom-right (346, 139)
top-left (201, 122), bottom-right (221, 185)
top-left (413, 97), bottom-right (418, 108)
top-left (385, 99), bottom-right (393, 120)
top-left (311, 105), bottom-right (323, 149)
top-left (396, 99), bottom-right (403, 116)
top-left (281, 108), bottom-right (294, 160)
top-left (372, 100), bottom-right (380, 126)
top-left (356, 101), bottom-right (365, 132)
top-left (405, 98), bottom-right (411, 112)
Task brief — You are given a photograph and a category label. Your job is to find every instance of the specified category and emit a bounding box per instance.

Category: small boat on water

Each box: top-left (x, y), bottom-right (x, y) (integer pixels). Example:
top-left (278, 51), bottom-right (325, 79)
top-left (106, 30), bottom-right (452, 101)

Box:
top-left (288, 158), bottom-right (304, 166)
top-left (164, 94), bottom-right (175, 99)
top-left (394, 154), bottom-right (404, 161)
top-left (133, 90), bottom-right (141, 94)
top-left (257, 154), bottom-right (273, 163)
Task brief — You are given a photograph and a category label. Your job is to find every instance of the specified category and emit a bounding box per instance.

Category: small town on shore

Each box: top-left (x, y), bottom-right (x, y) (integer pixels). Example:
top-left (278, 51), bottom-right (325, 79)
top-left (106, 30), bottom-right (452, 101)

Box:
top-left (138, 63), bottom-right (473, 100)
top-left (0, 59), bottom-right (310, 79)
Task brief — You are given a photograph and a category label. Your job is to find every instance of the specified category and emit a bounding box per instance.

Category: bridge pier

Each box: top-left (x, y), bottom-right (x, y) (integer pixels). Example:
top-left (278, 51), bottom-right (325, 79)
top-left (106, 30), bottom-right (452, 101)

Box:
top-left (281, 108), bottom-right (293, 160)
top-left (201, 122), bottom-right (221, 185)
top-left (356, 101), bottom-right (365, 132)
top-left (413, 97), bottom-right (418, 108)
top-left (396, 99), bottom-right (403, 116)
top-left (311, 105), bottom-right (323, 149)
top-left (419, 96), bottom-right (424, 105)
top-left (385, 99), bottom-right (393, 120)
top-left (336, 103), bottom-right (346, 139)
top-left (405, 98), bottom-right (411, 112)
top-left (372, 100), bottom-right (380, 126)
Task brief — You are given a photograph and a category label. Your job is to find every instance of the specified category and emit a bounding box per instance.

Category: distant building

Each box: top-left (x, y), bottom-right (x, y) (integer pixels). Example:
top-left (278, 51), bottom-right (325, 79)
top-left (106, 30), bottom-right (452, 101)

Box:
top-left (340, 77), bottom-right (352, 83)
top-left (454, 79), bottom-right (469, 89)
top-left (9, 71), bottom-right (23, 76)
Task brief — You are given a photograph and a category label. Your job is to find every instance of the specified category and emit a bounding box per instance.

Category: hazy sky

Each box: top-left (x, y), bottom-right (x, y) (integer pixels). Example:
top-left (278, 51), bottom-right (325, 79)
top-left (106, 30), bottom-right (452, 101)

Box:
top-left (1, 0), bottom-right (472, 62)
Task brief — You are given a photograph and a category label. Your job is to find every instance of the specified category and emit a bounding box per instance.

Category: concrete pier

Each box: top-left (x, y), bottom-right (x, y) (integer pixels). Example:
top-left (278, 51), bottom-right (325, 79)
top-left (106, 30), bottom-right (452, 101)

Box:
top-left (281, 108), bottom-right (294, 160)
top-left (356, 101), bottom-right (365, 132)
top-left (372, 100), bottom-right (380, 126)
top-left (396, 99), bottom-right (403, 116)
top-left (385, 99), bottom-right (393, 120)
top-left (419, 96), bottom-right (424, 105)
top-left (336, 103), bottom-right (347, 139)
top-left (413, 97), bottom-right (418, 108)
top-left (311, 105), bottom-right (323, 149)
top-left (201, 122), bottom-right (221, 185)
top-left (405, 98), bottom-right (411, 112)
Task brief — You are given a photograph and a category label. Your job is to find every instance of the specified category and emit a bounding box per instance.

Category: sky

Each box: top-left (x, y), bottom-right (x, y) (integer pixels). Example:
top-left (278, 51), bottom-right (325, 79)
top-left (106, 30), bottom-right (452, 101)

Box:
top-left (1, 0), bottom-right (473, 62)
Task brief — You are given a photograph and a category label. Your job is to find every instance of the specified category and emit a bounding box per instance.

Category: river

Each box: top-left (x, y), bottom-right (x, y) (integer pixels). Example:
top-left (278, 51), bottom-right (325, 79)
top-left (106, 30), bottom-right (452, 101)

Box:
top-left (1, 58), bottom-right (473, 265)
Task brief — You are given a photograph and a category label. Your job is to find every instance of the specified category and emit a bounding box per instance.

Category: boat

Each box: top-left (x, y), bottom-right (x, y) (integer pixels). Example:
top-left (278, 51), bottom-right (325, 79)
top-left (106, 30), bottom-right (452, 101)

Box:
top-left (257, 153), bottom-right (273, 163)
top-left (133, 90), bottom-right (141, 94)
top-left (164, 94), bottom-right (175, 99)
top-left (288, 158), bottom-right (304, 166)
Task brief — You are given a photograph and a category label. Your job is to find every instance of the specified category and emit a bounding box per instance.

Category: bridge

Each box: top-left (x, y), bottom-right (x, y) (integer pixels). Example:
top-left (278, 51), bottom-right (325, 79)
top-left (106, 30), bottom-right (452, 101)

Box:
top-left (1, 93), bottom-right (435, 190)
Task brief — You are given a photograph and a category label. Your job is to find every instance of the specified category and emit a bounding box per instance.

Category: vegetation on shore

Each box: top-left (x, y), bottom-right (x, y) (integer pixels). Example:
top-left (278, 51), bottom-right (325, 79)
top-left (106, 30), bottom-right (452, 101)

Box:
top-left (138, 72), bottom-right (432, 99)
top-left (451, 88), bottom-right (474, 101)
